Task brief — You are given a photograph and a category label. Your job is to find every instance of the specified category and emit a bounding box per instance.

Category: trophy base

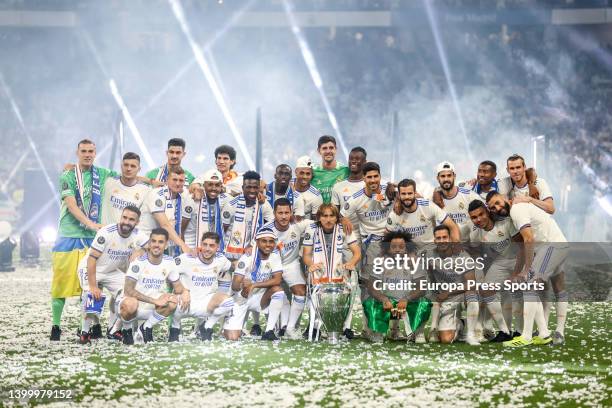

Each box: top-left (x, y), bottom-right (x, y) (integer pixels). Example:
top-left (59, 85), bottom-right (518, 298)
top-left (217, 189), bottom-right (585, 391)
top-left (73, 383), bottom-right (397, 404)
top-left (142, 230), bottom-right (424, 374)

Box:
top-left (328, 331), bottom-right (341, 344)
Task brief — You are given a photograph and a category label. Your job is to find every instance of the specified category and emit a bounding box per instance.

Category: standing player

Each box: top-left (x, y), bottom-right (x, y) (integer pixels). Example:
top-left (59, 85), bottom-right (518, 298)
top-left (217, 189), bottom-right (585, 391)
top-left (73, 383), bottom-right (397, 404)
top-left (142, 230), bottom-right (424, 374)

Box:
top-left (426, 225), bottom-right (480, 346)
top-left (292, 156), bottom-right (323, 221)
top-left (501, 154), bottom-right (554, 214)
top-left (260, 198), bottom-right (311, 339)
top-left (183, 169), bottom-right (230, 250)
top-left (118, 228), bottom-right (190, 344)
top-left (77, 206), bottom-right (149, 343)
top-left (311, 135), bottom-right (350, 204)
top-left (486, 192), bottom-right (569, 346)
top-left (170, 232), bottom-right (235, 341)
top-left (331, 146), bottom-right (367, 215)
top-left (467, 200), bottom-right (518, 342)
top-left (266, 164), bottom-right (294, 207)
top-left (101, 152), bottom-right (150, 226)
top-left (340, 162), bottom-right (394, 338)
top-left (386, 179), bottom-right (460, 247)
top-left (146, 138), bottom-right (195, 185)
top-left (138, 166), bottom-right (193, 256)
top-left (431, 161), bottom-right (482, 241)
top-left (51, 139), bottom-right (118, 341)
top-left (223, 228), bottom-right (286, 341)
top-left (223, 171), bottom-right (274, 261)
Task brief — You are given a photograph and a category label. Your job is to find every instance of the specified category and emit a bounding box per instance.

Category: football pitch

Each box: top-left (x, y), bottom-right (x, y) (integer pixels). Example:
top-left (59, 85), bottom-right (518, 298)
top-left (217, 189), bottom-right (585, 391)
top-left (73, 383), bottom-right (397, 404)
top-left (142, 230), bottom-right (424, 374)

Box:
top-left (1, 266), bottom-right (610, 407)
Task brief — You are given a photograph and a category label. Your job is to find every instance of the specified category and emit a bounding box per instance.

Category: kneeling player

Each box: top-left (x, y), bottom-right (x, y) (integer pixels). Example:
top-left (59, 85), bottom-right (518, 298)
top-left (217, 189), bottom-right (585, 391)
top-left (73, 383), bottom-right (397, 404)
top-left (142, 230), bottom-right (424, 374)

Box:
top-left (426, 225), bottom-right (480, 345)
top-left (170, 232), bottom-right (235, 341)
top-left (223, 228), bottom-right (285, 341)
top-left (364, 231), bottom-right (430, 343)
top-left (77, 206), bottom-right (148, 343)
top-left (118, 228), bottom-right (190, 344)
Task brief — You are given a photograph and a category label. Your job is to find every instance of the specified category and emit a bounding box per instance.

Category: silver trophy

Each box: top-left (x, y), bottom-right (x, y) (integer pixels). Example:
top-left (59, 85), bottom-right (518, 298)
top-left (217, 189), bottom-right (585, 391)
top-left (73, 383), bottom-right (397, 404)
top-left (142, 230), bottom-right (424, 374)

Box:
top-left (314, 283), bottom-right (352, 344)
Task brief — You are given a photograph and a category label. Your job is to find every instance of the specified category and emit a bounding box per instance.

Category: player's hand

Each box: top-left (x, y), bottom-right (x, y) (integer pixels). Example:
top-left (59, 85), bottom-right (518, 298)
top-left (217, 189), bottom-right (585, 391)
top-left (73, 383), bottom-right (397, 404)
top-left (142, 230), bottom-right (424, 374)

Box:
top-left (189, 183), bottom-right (204, 201)
top-left (526, 167), bottom-right (537, 184)
top-left (241, 280), bottom-right (253, 298)
top-left (342, 263), bottom-right (355, 272)
top-left (340, 217), bottom-right (353, 235)
top-left (308, 263), bottom-right (324, 274)
top-left (64, 163), bottom-right (76, 172)
top-left (396, 299), bottom-right (407, 314)
top-left (244, 245), bottom-right (253, 256)
top-left (513, 194), bottom-right (531, 204)
top-left (436, 292), bottom-right (449, 302)
top-left (466, 178), bottom-right (476, 187)
top-left (432, 189), bottom-right (444, 209)
top-left (90, 286), bottom-right (103, 301)
top-left (393, 197), bottom-right (403, 216)
top-left (154, 293), bottom-right (173, 307)
top-left (87, 222), bottom-right (103, 231)
top-left (180, 291), bottom-right (191, 312)
top-left (383, 299), bottom-right (393, 311)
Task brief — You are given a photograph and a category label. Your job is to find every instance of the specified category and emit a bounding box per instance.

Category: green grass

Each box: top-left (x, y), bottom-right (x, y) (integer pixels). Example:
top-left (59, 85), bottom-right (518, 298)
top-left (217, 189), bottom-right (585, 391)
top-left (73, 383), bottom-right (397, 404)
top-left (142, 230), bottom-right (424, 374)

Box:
top-left (0, 266), bottom-right (610, 407)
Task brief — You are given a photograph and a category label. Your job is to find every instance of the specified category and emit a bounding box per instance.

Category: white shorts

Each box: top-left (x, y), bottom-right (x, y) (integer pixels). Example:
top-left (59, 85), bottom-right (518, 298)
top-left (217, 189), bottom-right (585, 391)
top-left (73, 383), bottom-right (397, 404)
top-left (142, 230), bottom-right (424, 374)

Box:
top-left (484, 259), bottom-right (515, 285)
top-left (223, 291), bottom-right (266, 331)
top-left (78, 267), bottom-right (124, 297)
top-left (438, 294), bottom-right (464, 331)
top-left (530, 245), bottom-right (568, 281)
top-left (173, 292), bottom-right (215, 322)
top-left (361, 239), bottom-right (383, 281)
top-left (283, 261), bottom-right (306, 287)
top-left (116, 292), bottom-right (158, 321)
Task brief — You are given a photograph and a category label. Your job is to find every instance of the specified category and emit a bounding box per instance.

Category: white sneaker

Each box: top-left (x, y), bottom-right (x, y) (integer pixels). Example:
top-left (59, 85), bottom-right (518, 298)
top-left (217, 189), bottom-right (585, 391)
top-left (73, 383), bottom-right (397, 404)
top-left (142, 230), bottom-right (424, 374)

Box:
top-left (428, 329), bottom-right (440, 343)
top-left (466, 333), bottom-right (480, 346)
top-left (284, 328), bottom-right (302, 340)
top-left (415, 331), bottom-right (427, 344)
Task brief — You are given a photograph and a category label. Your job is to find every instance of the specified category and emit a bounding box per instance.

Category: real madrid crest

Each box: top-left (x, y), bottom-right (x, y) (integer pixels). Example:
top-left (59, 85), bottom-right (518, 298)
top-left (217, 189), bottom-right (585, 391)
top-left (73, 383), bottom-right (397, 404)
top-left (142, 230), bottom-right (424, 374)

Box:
top-left (420, 215), bottom-right (426, 222)
top-left (497, 231), bottom-right (504, 237)
top-left (97, 236), bottom-right (105, 244)
top-left (458, 202), bottom-right (465, 210)
top-left (155, 199), bottom-right (163, 207)
top-left (131, 264), bottom-right (139, 273)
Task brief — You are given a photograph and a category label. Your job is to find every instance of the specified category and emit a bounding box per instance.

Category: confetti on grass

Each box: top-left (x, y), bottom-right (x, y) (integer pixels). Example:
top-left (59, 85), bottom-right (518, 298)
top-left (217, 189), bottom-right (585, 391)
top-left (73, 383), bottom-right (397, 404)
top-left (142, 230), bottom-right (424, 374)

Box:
top-left (0, 267), bottom-right (610, 407)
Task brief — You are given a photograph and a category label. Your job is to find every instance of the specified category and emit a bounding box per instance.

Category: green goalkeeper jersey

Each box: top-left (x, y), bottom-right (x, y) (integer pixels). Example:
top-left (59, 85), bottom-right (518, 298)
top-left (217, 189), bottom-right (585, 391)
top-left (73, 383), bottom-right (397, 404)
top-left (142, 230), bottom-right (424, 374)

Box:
top-left (312, 163), bottom-right (349, 204)
top-left (145, 166), bottom-right (195, 185)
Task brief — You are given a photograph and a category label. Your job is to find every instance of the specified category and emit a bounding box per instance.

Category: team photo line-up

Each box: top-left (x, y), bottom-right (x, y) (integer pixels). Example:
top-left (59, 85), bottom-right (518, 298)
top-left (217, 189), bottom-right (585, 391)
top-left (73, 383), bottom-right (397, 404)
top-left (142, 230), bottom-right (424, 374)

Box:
top-left (50, 134), bottom-right (569, 347)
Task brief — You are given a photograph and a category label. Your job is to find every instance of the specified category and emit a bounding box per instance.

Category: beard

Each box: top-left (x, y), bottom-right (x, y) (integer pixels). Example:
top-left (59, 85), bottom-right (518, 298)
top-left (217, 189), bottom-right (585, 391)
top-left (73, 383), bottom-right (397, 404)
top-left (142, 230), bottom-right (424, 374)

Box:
top-left (401, 199), bottom-right (414, 209)
top-left (119, 223), bottom-right (134, 236)
top-left (441, 181), bottom-right (454, 191)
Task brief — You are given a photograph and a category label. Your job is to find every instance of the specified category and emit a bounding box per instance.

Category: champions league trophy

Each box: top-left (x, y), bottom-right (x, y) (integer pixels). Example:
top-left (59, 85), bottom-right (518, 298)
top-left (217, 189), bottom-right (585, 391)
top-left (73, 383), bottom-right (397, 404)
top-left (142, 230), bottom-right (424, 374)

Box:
top-left (312, 265), bottom-right (353, 344)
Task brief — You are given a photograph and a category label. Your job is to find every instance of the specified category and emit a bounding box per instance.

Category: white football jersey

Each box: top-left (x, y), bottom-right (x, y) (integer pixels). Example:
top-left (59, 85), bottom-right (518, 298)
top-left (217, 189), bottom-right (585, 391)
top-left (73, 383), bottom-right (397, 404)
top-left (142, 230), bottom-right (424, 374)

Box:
top-left (293, 186), bottom-right (323, 220)
top-left (341, 185), bottom-right (392, 238)
top-left (260, 220), bottom-right (311, 265)
top-left (126, 254), bottom-right (179, 297)
top-left (500, 177), bottom-right (553, 201)
top-left (426, 248), bottom-right (475, 284)
top-left (509, 203), bottom-right (567, 244)
top-left (101, 177), bottom-right (150, 225)
top-left (437, 187), bottom-right (482, 241)
top-left (184, 194), bottom-right (231, 248)
top-left (138, 187), bottom-right (194, 238)
top-left (174, 252), bottom-right (232, 296)
top-left (331, 179), bottom-right (365, 226)
top-left (234, 251), bottom-right (283, 298)
top-left (469, 217), bottom-right (519, 260)
top-left (386, 199), bottom-right (448, 247)
top-left (79, 224), bottom-right (149, 274)
top-left (221, 196), bottom-right (274, 244)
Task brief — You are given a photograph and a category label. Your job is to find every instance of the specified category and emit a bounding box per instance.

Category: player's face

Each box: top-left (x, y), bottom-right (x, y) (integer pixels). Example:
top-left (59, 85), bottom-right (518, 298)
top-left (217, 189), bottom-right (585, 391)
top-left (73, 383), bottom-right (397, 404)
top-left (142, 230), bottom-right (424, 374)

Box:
top-left (364, 170), bottom-right (381, 192)
top-left (319, 208), bottom-right (338, 231)
top-left (434, 229), bottom-right (451, 251)
top-left (487, 195), bottom-right (511, 217)
top-left (477, 164), bottom-right (496, 186)
top-left (77, 143), bottom-right (96, 167)
top-left (318, 142), bottom-right (336, 164)
top-left (242, 179), bottom-right (260, 202)
top-left (507, 159), bottom-right (526, 183)
top-left (275, 166), bottom-right (292, 188)
top-left (274, 205), bottom-right (292, 228)
top-left (167, 173), bottom-right (186, 194)
top-left (166, 146), bottom-right (185, 165)
top-left (389, 238), bottom-right (407, 256)
top-left (348, 151), bottom-right (366, 174)
top-left (437, 170), bottom-right (455, 191)
top-left (399, 185), bottom-right (416, 208)
top-left (257, 237), bottom-right (276, 255)
top-left (469, 206), bottom-right (491, 229)
top-left (204, 180), bottom-right (223, 200)
top-left (295, 168), bottom-right (313, 189)
top-left (199, 238), bottom-right (218, 259)
top-left (121, 159), bottom-right (140, 179)
top-left (148, 233), bottom-right (168, 257)
top-left (216, 153), bottom-right (234, 174)
top-left (119, 209), bottom-right (139, 236)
